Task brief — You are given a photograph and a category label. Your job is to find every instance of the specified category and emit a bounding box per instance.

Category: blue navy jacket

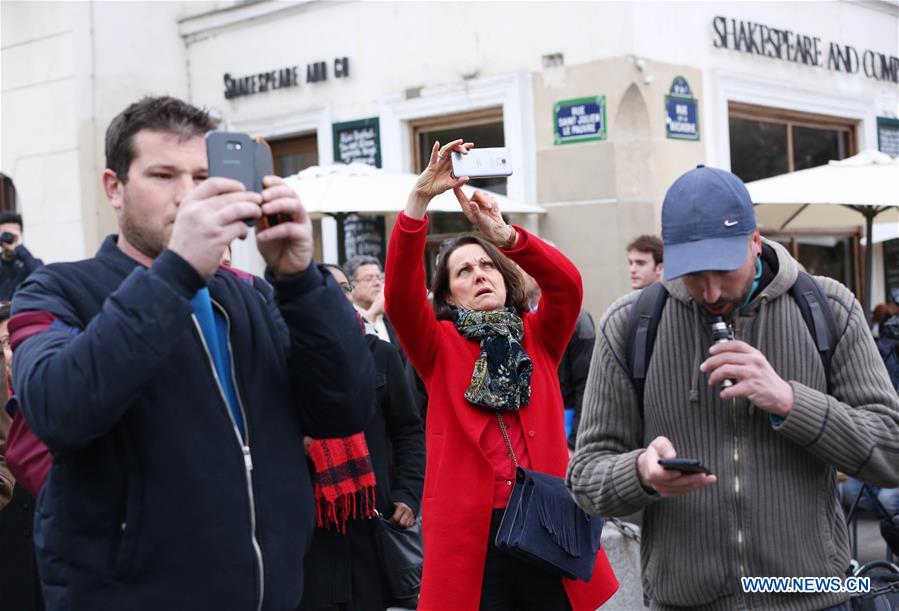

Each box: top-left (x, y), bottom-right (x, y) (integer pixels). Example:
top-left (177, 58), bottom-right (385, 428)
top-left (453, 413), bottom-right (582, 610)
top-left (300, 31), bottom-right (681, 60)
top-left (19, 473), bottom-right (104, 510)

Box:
top-left (10, 236), bottom-right (374, 611)
top-left (0, 243), bottom-right (42, 301)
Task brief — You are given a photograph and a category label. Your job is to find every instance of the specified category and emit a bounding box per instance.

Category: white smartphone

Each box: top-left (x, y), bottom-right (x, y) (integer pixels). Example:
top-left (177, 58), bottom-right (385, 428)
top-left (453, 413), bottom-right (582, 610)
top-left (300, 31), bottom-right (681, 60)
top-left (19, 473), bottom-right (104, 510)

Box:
top-left (451, 147), bottom-right (513, 179)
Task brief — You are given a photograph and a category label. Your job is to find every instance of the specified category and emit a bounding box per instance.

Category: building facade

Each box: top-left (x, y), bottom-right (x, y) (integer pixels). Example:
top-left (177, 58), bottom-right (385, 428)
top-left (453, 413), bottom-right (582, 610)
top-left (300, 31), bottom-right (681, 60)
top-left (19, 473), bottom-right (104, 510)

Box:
top-left (2, 0), bottom-right (897, 317)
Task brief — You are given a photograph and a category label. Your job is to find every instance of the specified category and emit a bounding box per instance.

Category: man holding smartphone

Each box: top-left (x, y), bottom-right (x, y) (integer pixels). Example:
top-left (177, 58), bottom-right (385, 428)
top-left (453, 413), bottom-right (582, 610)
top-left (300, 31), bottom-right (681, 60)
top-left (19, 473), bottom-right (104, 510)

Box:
top-left (6, 96), bottom-right (374, 611)
top-left (0, 210), bottom-right (43, 302)
top-left (568, 165), bottom-right (899, 610)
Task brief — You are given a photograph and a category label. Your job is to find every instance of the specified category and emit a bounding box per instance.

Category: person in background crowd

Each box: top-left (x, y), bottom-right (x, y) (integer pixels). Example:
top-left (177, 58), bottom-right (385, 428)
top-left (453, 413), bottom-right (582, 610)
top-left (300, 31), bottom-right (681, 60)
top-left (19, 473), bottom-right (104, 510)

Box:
top-left (569, 165), bottom-right (899, 610)
top-left (0, 300), bottom-right (44, 611)
top-left (626, 234), bottom-right (663, 290)
top-left (345, 255), bottom-right (395, 344)
top-left (840, 302), bottom-right (899, 517)
top-left (300, 264), bottom-right (425, 611)
top-left (344, 254), bottom-right (430, 421)
top-left (0, 211), bottom-right (43, 301)
top-left (8, 95), bottom-right (374, 610)
top-left (385, 139), bottom-right (617, 611)
top-left (518, 262), bottom-right (595, 455)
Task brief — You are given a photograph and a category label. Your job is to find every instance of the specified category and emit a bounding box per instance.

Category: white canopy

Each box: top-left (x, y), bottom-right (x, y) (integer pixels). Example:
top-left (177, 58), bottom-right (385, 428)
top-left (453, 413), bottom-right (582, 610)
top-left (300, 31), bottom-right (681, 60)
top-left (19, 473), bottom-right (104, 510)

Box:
top-left (746, 149), bottom-right (899, 316)
top-left (749, 149), bottom-right (899, 230)
top-left (284, 163), bottom-right (545, 216)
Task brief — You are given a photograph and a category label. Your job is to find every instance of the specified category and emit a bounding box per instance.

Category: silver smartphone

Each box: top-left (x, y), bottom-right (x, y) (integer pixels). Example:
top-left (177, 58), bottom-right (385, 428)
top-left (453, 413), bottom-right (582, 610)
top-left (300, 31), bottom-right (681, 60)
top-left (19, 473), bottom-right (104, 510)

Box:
top-left (451, 147), bottom-right (513, 179)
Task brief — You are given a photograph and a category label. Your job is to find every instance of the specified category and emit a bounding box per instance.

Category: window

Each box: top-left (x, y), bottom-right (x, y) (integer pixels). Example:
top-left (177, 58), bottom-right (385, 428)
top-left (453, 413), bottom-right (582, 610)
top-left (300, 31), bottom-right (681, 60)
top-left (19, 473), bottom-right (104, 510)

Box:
top-left (729, 102), bottom-right (855, 182)
top-left (728, 103), bottom-right (861, 300)
top-left (765, 229), bottom-right (863, 294)
top-left (410, 108), bottom-right (507, 285)
top-left (411, 108), bottom-right (506, 195)
top-left (269, 134), bottom-right (318, 177)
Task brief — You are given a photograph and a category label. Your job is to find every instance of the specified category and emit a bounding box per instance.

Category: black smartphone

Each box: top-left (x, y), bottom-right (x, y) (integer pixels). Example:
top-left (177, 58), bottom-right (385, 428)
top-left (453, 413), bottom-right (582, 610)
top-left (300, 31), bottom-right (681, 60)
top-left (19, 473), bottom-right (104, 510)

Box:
top-left (658, 458), bottom-right (712, 475)
top-left (206, 131), bottom-right (285, 228)
top-left (206, 132), bottom-right (258, 226)
top-left (207, 132), bottom-right (256, 189)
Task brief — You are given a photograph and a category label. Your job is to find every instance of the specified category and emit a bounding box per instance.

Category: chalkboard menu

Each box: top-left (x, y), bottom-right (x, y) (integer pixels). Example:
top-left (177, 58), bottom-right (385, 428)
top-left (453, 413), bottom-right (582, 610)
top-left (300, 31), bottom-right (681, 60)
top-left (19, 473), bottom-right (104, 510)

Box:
top-left (884, 238), bottom-right (899, 303)
top-left (332, 118), bottom-right (381, 167)
top-left (878, 117), bottom-right (899, 159)
top-left (341, 214), bottom-right (385, 264)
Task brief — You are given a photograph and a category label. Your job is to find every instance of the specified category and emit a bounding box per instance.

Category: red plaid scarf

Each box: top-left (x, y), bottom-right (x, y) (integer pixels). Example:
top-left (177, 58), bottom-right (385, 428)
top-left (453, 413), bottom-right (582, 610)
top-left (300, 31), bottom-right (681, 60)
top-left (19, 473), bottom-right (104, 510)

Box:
top-left (308, 433), bottom-right (376, 532)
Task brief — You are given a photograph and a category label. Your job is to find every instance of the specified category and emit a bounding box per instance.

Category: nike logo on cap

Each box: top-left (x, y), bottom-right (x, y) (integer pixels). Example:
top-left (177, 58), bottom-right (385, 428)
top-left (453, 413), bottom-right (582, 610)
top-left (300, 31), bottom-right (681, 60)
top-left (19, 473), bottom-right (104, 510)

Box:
top-left (724, 220), bottom-right (739, 227)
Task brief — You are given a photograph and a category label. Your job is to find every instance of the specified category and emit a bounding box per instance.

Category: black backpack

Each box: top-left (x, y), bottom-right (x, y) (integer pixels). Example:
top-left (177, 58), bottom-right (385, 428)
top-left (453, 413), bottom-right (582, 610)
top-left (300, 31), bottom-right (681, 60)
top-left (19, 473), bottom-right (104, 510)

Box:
top-left (625, 271), bottom-right (840, 417)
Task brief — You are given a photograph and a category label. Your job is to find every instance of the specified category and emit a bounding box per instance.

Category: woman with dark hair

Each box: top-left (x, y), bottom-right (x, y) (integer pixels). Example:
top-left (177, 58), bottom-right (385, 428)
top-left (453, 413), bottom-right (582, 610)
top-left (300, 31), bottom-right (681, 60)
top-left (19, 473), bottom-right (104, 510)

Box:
top-left (384, 140), bottom-right (617, 610)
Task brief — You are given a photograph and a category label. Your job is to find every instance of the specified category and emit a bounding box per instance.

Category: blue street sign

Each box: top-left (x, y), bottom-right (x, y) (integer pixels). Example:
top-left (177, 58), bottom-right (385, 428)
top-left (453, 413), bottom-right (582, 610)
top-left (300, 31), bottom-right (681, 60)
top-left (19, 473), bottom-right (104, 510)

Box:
top-left (665, 76), bottom-right (700, 141)
top-left (554, 96), bottom-right (607, 145)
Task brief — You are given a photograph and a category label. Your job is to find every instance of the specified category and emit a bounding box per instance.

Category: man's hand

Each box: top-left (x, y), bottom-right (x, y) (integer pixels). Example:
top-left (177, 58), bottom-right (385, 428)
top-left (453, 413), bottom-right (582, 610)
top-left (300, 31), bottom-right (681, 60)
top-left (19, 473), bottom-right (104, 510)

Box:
top-left (168, 177), bottom-right (262, 279)
top-left (255, 176), bottom-right (314, 277)
top-left (636, 436), bottom-right (717, 497)
top-left (390, 501), bottom-right (415, 528)
top-left (364, 290), bottom-right (385, 322)
top-left (700, 340), bottom-right (794, 418)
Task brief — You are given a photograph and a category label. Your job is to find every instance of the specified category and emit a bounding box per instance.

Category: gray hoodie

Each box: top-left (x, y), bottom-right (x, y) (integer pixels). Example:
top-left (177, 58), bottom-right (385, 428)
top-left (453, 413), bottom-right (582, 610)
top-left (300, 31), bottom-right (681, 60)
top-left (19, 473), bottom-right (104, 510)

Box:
top-left (568, 239), bottom-right (899, 610)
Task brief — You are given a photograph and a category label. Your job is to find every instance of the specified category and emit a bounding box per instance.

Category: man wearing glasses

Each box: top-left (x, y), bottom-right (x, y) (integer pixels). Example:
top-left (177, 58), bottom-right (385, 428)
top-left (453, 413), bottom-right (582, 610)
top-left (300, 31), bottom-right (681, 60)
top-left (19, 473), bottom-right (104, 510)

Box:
top-left (344, 255), bottom-right (395, 345)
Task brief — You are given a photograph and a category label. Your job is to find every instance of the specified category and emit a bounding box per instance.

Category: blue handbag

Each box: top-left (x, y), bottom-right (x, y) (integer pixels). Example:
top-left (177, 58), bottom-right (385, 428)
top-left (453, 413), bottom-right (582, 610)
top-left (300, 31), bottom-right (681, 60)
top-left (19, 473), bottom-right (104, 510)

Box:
top-left (493, 414), bottom-right (606, 582)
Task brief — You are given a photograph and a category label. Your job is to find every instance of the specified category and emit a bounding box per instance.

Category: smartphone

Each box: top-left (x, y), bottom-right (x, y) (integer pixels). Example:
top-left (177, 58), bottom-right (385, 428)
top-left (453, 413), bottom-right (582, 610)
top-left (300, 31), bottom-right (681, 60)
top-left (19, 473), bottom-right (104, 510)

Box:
top-left (206, 132), bottom-right (284, 228)
top-left (207, 132), bottom-right (256, 190)
top-left (451, 147), bottom-right (513, 179)
top-left (658, 458), bottom-right (712, 475)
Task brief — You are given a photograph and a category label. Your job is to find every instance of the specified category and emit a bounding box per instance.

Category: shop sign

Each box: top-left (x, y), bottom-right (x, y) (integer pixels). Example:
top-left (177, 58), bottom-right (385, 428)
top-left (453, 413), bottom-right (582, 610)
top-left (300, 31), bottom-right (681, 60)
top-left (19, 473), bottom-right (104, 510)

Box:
top-left (712, 16), bottom-right (898, 84)
top-left (553, 96), bottom-right (606, 145)
top-left (341, 214), bottom-right (385, 265)
top-left (332, 118), bottom-right (381, 167)
top-left (665, 77), bottom-right (699, 141)
top-left (223, 57), bottom-right (350, 100)
top-left (877, 117), bottom-right (899, 159)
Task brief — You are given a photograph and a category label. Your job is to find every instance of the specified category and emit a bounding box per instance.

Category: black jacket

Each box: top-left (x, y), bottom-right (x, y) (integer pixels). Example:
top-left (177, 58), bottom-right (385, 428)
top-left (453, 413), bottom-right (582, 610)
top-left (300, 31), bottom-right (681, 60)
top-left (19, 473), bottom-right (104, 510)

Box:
top-left (301, 334), bottom-right (424, 608)
top-left (10, 236), bottom-right (374, 611)
top-left (0, 244), bottom-right (42, 301)
top-left (559, 309), bottom-right (596, 449)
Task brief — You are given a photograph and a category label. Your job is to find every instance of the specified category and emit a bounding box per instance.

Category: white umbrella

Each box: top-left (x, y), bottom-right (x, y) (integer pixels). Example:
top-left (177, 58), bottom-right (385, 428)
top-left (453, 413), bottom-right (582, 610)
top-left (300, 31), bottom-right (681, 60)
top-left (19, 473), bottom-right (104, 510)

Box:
top-left (284, 163), bottom-right (545, 215)
top-left (746, 150), bottom-right (899, 316)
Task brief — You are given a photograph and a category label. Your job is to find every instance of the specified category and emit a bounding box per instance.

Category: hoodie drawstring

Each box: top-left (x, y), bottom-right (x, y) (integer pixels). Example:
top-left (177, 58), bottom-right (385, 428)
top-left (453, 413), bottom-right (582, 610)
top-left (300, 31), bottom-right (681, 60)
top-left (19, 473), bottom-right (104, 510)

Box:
top-left (689, 301), bottom-right (702, 404)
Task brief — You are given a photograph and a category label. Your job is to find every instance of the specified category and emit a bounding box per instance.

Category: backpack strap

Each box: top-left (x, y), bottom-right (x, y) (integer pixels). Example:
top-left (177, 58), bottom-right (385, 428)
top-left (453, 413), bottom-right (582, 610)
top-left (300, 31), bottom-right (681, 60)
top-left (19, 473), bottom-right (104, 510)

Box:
top-left (625, 283), bottom-right (669, 420)
top-left (788, 271), bottom-right (839, 395)
top-left (623, 272), bottom-right (839, 420)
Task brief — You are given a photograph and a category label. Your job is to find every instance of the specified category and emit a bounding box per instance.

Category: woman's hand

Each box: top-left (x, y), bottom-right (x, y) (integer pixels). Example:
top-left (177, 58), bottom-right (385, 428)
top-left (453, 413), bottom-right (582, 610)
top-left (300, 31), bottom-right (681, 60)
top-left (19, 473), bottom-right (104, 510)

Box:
top-left (405, 139), bottom-right (472, 220)
top-left (453, 188), bottom-right (517, 249)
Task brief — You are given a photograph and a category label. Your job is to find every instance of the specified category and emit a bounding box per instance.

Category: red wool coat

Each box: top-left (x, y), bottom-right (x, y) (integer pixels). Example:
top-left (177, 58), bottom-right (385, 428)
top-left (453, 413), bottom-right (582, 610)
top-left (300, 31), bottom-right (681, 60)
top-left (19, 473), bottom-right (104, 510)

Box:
top-left (385, 213), bottom-right (618, 611)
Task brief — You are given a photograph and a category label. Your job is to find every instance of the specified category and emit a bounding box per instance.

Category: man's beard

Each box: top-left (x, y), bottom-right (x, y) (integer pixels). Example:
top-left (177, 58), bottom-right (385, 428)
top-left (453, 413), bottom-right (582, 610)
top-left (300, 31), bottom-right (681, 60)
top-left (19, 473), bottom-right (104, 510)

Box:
top-left (119, 191), bottom-right (166, 261)
top-left (700, 273), bottom-right (756, 322)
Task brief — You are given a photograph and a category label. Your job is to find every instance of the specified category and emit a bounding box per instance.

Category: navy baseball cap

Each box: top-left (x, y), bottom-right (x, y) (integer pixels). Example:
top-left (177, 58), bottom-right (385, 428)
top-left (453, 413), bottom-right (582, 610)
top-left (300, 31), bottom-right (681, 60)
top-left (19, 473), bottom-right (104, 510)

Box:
top-left (661, 165), bottom-right (757, 280)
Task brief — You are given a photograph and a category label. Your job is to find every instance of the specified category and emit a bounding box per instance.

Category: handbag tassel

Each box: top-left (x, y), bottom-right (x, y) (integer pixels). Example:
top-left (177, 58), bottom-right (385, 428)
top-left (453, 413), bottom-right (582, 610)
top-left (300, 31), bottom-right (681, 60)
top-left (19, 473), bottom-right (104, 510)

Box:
top-left (534, 480), bottom-right (582, 557)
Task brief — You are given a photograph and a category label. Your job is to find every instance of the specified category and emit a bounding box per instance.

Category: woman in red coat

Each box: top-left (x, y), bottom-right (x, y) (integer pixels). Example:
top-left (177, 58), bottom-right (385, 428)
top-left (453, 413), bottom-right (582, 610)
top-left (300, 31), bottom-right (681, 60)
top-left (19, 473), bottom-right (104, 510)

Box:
top-left (385, 139), bottom-right (618, 610)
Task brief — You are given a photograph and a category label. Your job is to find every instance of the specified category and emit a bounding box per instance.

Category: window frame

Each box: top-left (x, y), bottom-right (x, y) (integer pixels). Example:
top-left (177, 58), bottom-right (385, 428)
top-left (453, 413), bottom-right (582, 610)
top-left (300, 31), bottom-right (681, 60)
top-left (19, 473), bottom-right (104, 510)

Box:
top-left (409, 107), bottom-right (505, 174)
top-left (728, 101), bottom-right (858, 172)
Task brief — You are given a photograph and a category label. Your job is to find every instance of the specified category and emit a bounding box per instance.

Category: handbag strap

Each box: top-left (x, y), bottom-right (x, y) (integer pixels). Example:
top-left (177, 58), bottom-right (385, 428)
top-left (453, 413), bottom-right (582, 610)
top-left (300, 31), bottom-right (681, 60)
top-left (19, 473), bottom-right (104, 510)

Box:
top-left (496, 413), bottom-right (519, 469)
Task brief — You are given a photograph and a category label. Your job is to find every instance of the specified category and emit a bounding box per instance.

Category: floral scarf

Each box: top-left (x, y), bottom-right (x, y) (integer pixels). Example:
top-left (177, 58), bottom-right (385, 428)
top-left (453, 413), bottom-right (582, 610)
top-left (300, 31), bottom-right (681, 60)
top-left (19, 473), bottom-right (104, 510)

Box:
top-left (454, 307), bottom-right (533, 411)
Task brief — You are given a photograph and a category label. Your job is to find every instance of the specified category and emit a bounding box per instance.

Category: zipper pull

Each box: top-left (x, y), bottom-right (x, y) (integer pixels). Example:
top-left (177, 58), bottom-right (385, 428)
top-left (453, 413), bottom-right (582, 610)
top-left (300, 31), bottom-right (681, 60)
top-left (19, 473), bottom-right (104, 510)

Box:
top-left (242, 446), bottom-right (253, 471)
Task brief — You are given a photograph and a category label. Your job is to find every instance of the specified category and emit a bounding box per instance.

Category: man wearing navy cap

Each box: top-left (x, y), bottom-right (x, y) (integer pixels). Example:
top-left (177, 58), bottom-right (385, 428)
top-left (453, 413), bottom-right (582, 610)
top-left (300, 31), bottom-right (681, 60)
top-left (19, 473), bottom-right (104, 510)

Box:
top-left (569, 165), bottom-right (899, 610)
